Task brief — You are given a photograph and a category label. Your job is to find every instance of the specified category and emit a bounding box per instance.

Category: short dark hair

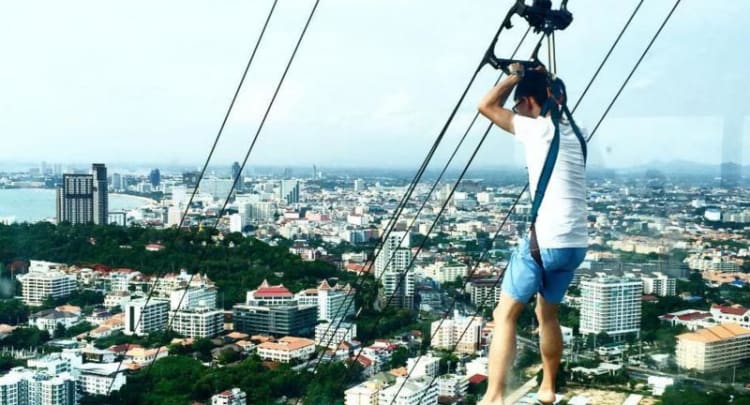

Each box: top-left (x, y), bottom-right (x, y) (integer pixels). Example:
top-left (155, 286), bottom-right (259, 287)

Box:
top-left (514, 70), bottom-right (550, 106)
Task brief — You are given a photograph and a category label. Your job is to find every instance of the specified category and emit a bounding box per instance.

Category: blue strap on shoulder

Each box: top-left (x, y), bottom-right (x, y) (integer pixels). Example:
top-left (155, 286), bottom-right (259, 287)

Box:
top-left (529, 77), bottom-right (586, 227)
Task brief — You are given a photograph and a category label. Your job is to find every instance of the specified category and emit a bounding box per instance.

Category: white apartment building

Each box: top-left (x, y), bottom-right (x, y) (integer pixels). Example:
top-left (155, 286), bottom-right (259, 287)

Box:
top-left (676, 323), bottom-right (750, 372)
top-left (469, 278), bottom-right (502, 308)
top-left (436, 374), bottom-right (469, 398)
top-left (296, 280), bottom-right (356, 322)
top-left (124, 298), bottom-right (169, 336)
top-left (641, 272), bottom-right (676, 296)
top-left (378, 376), bottom-right (438, 405)
top-left (104, 291), bottom-right (133, 310)
top-left (212, 388), bottom-right (247, 405)
top-left (430, 314), bottom-right (483, 354)
top-left (17, 261), bottom-right (76, 306)
top-left (405, 353), bottom-right (440, 378)
top-left (77, 362), bottom-right (127, 396)
top-left (0, 368), bottom-right (76, 405)
top-left (375, 231), bottom-right (415, 309)
top-left (465, 356), bottom-right (488, 377)
top-left (424, 262), bottom-right (467, 284)
top-left (315, 321), bottom-right (357, 349)
top-left (169, 286), bottom-right (217, 310)
top-left (345, 380), bottom-right (384, 405)
top-left (168, 306), bottom-right (224, 338)
top-left (580, 274), bottom-right (642, 338)
top-left (257, 337), bottom-right (315, 363)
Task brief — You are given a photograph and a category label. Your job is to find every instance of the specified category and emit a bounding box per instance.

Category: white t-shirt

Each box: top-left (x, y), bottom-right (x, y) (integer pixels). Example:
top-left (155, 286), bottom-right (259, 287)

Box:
top-left (514, 114), bottom-right (588, 248)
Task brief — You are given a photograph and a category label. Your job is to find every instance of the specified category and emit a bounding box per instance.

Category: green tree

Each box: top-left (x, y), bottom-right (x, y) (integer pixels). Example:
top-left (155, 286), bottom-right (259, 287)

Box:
top-left (53, 323), bottom-right (66, 339)
top-left (389, 346), bottom-right (409, 369)
top-left (0, 299), bottom-right (28, 324)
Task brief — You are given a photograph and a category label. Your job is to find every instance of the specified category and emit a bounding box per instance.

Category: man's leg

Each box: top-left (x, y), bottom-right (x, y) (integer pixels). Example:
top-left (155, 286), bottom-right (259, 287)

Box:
top-left (480, 292), bottom-right (526, 404)
top-left (535, 294), bottom-right (562, 403)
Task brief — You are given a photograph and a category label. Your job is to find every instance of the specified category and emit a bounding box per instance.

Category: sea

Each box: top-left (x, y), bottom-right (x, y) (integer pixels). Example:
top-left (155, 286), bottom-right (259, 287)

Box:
top-left (0, 188), bottom-right (152, 223)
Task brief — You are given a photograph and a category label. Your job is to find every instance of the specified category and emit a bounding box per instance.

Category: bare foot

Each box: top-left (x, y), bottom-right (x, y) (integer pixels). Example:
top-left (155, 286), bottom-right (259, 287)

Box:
top-left (535, 389), bottom-right (556, 404)
top-left (477, 399), bottom-right (504, 405)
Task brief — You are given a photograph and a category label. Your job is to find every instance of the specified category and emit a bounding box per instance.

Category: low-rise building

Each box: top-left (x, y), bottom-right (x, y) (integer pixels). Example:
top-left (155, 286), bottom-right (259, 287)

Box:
top-left (77, 362), bottom-right (127, 396)
top-left (257, 336), bottom-right (315, 363)
top-left (28, 309), bottom-right (81, 334)
top-left (377, 376), bottom-right (438, 405)
top-left (212, 387), bottom-right (247, 405)
top-left (435, 373), bottom-right (469, 399)
top-left (676, 323), bottom-right (750, 372)
top-left (709, 304), bottom-right (750, 328)
top-left (345, 380), bottom-right (385, 405)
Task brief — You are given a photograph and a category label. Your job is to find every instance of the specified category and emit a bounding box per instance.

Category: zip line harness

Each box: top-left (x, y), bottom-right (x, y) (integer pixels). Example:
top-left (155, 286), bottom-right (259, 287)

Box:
top-left (484, 0), bottom-right (587, 269)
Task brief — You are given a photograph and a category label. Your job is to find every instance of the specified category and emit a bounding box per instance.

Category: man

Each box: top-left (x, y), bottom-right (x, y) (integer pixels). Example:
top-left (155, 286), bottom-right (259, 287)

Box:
top-left (476, 64), bottom-right (587, 405)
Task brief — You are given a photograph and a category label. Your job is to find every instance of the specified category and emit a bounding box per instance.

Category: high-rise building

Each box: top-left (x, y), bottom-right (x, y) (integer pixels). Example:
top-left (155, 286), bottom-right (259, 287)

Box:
top-left (124, 298), bottom-right (169, 336)
top-left (375, 231), bottom-right (415, 309)
top-left (182, 171), bottom-right (201, 187)
top-left (580, 274), bottom-right (643, 338)
top-left (242, 201), bottom-right (275, 223)
top-left (231, 161), bottom-right (242, 192)
top-left (56, 174), bottom-right (93, 224)
top-left (92, 163), bottom-right (108, 225)
top-left (56, 164), bottom-right (108, 225)
top-left (280, 179), bottom-right (300, 204)
top-left (149, 168), bottom-right (161, 188)
top-left (111, 172), bottom-right (123, 191)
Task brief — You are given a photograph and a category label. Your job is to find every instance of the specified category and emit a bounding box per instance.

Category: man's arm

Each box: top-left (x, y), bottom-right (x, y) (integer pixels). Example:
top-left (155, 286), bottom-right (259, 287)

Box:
top-left (478, 73), bottom-right (521, 134)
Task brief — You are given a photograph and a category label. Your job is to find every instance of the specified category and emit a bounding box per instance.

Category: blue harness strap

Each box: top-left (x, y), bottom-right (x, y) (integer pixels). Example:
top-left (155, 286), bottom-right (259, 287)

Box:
top-left (527, 77), bottom-right (586, 269)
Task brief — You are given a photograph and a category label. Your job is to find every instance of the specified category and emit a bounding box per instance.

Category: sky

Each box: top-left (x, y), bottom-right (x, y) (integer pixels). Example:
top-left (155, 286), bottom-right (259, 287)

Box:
top-left (1, 0), bottom-right (748, 171)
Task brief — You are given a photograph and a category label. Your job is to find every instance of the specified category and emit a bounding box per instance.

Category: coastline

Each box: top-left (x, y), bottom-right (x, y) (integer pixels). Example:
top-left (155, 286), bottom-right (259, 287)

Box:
top-left (110, 193), bottom-right (158, 206)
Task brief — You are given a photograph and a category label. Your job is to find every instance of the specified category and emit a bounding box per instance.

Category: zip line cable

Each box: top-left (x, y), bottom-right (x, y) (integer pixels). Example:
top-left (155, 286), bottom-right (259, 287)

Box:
top-left (308, 26), bottom-right (533, 378)
top-left (571, 0), bottom-right (644, 113)
top-left (108, 0), bottom-right (322, 393)
top-left (347, 33), bottom-right (547, 384)
top-left (149, 0), bottom-right (322, 372)
top-left (106, 0), bottom-right (280, 393)
top-left (297, 13), bottom-right (527, 394)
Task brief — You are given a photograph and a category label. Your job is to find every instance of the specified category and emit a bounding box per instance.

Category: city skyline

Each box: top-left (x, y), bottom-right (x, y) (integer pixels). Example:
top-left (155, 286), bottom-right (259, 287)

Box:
top-left (1, 1), bottom-right (748, 169)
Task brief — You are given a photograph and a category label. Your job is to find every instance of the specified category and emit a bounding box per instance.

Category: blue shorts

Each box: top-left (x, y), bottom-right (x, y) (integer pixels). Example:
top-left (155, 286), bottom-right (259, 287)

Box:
top-left (500, 237), bottom-right (586, 304)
